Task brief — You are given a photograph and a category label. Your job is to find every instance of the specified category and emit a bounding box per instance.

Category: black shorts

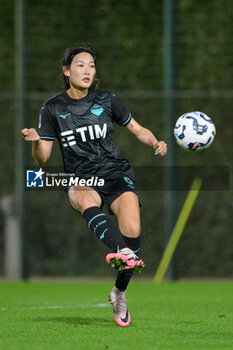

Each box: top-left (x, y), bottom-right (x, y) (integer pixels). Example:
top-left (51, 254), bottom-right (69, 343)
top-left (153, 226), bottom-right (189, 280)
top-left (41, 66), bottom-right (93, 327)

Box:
top-left (67, 176), bottom-right (141, 215)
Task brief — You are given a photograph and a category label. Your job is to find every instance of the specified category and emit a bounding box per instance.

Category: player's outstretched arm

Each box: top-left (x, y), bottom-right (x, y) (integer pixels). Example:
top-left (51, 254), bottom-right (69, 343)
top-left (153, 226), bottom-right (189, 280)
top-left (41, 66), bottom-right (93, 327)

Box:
top-left (125, 118), bottom-right (167, 156)
top-left (21, 128), bottom-right (53, 166)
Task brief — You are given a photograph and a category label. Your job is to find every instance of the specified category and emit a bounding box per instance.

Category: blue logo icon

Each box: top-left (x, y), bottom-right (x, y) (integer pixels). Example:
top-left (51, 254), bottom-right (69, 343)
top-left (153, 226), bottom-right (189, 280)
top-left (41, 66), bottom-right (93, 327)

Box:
top-left (26, 168), bottom-right (45, 188)
top-left (90, 104), bottom-right (104, 116)
top-left (123, 177), bottom-right (135, 189)
top-left (58, 113), bottom-right (71, 119)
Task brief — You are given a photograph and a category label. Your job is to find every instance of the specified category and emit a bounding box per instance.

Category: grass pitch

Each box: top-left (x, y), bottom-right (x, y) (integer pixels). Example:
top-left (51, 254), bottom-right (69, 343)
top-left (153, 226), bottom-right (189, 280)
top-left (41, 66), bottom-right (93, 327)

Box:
top-left (0, 281), bottom-right (232, 350)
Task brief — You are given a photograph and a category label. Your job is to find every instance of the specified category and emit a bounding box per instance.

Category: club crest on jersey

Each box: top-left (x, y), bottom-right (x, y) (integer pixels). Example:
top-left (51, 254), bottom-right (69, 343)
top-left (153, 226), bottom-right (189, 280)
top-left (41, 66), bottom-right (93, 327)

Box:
top-left (90, 104), bottom-right (104, 117)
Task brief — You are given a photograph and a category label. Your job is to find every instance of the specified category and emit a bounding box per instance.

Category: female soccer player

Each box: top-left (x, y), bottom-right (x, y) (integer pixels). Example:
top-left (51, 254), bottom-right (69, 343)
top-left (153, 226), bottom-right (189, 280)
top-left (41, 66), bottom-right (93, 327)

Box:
top-left (21, 46), bottom-right (167, 327)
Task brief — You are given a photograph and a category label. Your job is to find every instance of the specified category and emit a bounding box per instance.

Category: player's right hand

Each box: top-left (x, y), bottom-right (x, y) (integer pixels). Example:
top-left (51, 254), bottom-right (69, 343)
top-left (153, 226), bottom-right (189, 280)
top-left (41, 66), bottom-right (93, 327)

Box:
top-left (21, 128), bottom-right (40, 142)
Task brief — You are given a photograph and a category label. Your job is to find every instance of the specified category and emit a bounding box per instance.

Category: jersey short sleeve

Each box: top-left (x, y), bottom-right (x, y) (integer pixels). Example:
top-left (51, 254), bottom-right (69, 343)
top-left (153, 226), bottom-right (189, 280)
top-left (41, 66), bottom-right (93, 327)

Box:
top-left (38, 103), bottom-right (57, 140)
top-left (111, 94), bottom-right (132, 126)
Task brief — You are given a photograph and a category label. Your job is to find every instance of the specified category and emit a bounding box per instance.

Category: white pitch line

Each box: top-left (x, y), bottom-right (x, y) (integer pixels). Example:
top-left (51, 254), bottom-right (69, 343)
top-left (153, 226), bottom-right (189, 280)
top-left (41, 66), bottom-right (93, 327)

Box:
top-left (0, 303), bottom-right (110, 311)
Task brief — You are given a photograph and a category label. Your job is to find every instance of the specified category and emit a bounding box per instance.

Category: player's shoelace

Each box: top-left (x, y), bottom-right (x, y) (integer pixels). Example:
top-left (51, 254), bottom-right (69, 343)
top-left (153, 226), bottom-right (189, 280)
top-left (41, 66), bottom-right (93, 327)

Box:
top-left (106, 248), bottom-right (145, 272)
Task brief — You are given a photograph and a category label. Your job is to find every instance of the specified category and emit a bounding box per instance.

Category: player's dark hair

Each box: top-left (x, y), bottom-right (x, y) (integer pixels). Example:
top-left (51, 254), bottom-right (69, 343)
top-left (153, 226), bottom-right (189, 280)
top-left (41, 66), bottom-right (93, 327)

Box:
top-left (62, 46), bottom-right (100, 89)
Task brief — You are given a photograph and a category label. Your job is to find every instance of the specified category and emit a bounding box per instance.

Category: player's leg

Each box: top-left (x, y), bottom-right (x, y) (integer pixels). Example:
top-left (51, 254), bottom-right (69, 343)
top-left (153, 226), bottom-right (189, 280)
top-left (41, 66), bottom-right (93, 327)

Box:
top-left (111, 191), bottom-right (141, 239)
top-left (106, 191), bottom-right (143, 271)
top-left (108, 191), bottom-right (143, 327)
top-left (110, 191), bottom-right (142, 283)
top-left (68, 185), bottom-right (102, 213)
top-left (68, 185), bottom-right (131, 252)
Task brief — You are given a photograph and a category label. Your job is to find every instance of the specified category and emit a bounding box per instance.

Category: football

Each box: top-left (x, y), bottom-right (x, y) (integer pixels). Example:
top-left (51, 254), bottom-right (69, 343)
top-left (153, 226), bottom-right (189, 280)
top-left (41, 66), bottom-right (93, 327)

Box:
top-left (174, 111), bottom-right (216, 151)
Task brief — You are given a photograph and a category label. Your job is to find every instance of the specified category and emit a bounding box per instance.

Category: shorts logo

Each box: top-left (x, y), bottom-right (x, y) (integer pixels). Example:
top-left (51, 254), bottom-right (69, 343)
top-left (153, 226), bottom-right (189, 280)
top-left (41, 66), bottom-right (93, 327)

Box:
top-left (26, 168), bottom-right (45, 187)
top-left (90, 104), bottom-right (104, 117)
top-left (124, 177), bottom-right (135, 189)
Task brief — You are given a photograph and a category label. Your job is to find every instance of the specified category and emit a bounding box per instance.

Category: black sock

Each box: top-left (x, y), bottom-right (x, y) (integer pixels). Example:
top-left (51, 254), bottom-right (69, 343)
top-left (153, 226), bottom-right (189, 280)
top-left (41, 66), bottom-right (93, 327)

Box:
top-left (82, 206), bottom-right (128, 251)
top-left (115, 235), bottom-right (141, 292)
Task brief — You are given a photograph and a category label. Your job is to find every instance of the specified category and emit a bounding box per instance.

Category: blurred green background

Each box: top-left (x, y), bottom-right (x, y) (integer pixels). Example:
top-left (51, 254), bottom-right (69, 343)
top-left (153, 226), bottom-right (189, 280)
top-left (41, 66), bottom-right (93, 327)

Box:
top-left (0, 0), bottom-right (232, 278)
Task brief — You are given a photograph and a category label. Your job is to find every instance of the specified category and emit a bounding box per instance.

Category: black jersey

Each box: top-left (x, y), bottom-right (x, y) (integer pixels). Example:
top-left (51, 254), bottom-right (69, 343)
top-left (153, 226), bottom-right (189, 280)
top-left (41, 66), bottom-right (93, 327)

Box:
top-left (38, 88), bottom-right (134, 179)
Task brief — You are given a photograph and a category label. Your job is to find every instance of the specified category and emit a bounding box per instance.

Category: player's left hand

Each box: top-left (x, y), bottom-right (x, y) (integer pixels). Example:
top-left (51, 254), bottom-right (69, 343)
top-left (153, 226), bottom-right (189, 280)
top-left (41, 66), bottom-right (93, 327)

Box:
top-left (154, 141), bottom-right (167, 156)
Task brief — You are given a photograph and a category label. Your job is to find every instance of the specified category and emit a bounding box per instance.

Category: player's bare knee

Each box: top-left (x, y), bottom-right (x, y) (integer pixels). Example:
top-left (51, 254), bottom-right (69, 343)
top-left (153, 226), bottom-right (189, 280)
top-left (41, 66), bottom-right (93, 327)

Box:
top-left (68, 191), bottom-right (97, 213)
top-left (120, 222), bottom-right (141, 238)
top-left (76, 196), bottom-right (98, 213)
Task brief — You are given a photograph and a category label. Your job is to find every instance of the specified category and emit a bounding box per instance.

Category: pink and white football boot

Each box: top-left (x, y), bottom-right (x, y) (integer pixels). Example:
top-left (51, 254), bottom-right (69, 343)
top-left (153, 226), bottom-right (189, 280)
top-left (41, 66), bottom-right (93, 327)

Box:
top-left (106, 248), bottom-right (145, 272)
top-left (108, 287), bottom-right (131, 327)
